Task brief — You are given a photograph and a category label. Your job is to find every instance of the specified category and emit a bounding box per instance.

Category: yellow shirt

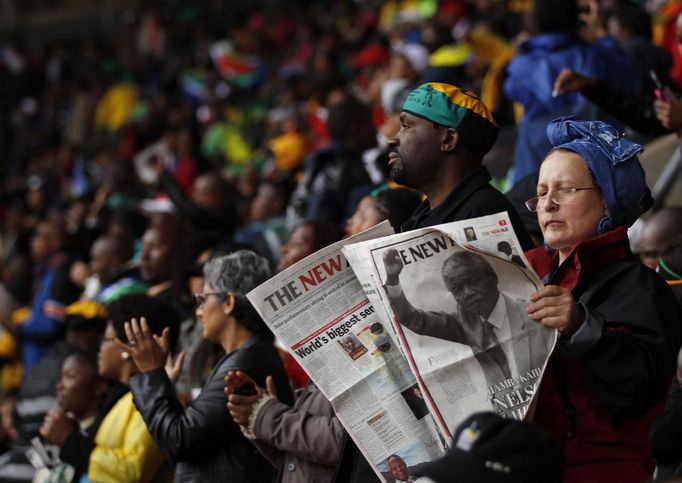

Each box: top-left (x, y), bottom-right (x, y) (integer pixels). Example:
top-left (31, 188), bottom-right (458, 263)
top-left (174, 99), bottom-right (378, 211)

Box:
top-left (88, 392), bottom-right (170, 483)
top-left (94, 82), bottom-right (139, 131)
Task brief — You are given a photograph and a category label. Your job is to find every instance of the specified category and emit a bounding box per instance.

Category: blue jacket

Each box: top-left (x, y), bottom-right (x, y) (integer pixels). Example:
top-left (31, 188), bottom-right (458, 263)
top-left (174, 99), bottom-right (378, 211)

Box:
top-left (504, 33), bottom-right (640, 185)
top-left (19, 254), bottom-right (75, 374)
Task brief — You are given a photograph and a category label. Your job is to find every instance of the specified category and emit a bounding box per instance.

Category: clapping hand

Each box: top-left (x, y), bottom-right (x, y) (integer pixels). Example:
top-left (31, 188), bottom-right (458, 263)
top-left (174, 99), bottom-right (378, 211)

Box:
top-left (225, 371), bottom-right (276, 427)
top-left (115, 317), bottom-right (183, 378)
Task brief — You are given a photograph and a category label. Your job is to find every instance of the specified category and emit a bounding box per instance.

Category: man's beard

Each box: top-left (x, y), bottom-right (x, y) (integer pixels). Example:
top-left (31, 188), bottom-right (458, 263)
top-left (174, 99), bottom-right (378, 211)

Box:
top-left (389, 159), bottom-right (407, 185)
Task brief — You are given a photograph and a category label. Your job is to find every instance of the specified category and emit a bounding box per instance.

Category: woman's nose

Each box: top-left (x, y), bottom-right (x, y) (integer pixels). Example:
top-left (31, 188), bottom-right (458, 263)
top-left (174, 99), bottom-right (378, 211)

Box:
top-left (540, 193), bottom-right (557, 211)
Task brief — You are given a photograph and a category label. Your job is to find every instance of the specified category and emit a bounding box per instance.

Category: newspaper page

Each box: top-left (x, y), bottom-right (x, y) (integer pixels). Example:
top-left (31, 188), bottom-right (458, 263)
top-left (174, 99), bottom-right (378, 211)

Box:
top-left (342, 212), bottom-right (558, 440)
top-left (247, 222), bottom-right (447, 482)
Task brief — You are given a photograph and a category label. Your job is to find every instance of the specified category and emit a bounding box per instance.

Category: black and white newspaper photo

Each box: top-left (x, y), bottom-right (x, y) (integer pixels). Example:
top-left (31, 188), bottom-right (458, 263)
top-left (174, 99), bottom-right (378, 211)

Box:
top-left (343, 213), bottom-right (557, 439)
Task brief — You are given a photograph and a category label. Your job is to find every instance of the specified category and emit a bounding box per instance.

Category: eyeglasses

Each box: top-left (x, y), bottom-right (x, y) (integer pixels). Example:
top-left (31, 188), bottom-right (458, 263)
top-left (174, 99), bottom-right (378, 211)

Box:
top-left (192, 292), bottom-right (225, 308)
top-left (524, 187), bottom-right (599, 212)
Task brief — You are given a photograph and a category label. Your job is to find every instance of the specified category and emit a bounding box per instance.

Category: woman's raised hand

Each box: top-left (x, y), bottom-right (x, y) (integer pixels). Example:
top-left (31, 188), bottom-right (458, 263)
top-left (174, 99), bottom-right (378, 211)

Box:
top-left (115, 317), bottom-right (170, 373)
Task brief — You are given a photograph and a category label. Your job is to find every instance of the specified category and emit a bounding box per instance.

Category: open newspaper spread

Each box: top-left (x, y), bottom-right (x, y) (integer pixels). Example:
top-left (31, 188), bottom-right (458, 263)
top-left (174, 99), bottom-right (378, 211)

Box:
top-left (342, 212), bottom-right (557, 442)
top-left (247, 213), bottom-right (557, 482)
top-left (246, 222), bottom-right (447, 482)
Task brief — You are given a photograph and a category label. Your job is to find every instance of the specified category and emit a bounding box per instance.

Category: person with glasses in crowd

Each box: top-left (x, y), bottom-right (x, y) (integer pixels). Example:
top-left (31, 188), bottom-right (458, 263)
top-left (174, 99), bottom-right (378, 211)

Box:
top-left (118, 250), bottom-right (293, 483)
top-left (523, 117), bottom-right (682, 483)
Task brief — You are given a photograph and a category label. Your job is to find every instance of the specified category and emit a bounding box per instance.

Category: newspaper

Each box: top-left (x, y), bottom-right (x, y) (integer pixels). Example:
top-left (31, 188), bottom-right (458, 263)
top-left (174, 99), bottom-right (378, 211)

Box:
top-left (247, 222), bottom-right (448, 482)
top-left (342, 212), bottom-right (557, 441)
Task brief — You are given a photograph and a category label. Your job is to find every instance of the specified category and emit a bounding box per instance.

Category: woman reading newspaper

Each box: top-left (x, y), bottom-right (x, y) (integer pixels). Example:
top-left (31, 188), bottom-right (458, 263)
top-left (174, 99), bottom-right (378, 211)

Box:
top-left (524, 117), bottom-right (682, 483)
top-left (224, 235), bottom-right (379, 483)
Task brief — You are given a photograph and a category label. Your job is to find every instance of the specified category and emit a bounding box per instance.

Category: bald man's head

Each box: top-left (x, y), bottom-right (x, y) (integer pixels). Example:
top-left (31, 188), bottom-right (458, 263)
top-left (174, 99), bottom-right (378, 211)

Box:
top-left (639, 207), bottom-right (682, 269)
top-left (90, 235), bottom-right (133, 284)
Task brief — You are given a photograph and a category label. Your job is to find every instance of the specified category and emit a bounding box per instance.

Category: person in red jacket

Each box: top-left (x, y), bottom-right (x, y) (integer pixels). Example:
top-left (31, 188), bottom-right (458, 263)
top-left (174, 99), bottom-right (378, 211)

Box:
top-left (524, 116), bottom-right (682, 483)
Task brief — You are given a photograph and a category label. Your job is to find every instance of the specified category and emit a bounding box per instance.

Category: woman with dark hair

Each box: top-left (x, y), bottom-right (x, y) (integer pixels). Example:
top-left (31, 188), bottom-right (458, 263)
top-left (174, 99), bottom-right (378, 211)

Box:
top-left (36, 349), bottom-right (108, 483)
top-left (345, 187), bottom-right (422, 237)
top-left (278, 221), bottom-right (344, 272)
top-left (39, 294), bottom-right (179, 483)
top-left (121, 250), bottom-right (293, 482)
top-left (276, 222), bottom-right (343, 387)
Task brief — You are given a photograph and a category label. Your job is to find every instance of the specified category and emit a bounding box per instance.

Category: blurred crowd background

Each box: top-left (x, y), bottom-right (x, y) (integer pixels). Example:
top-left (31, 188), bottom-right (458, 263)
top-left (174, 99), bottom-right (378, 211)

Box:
top-left (1, 0), bottom-right (682, 482)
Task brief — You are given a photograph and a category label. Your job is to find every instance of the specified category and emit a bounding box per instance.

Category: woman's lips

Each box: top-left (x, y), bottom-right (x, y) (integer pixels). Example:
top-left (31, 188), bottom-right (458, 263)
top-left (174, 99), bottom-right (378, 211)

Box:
top-left (544, 219), bottom-right (561, 227)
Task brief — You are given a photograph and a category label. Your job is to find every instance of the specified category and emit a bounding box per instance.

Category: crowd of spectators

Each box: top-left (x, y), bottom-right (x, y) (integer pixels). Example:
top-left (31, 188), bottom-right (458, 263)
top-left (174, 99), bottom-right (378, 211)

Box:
top-left (0, 0), bottom-right (682, 482)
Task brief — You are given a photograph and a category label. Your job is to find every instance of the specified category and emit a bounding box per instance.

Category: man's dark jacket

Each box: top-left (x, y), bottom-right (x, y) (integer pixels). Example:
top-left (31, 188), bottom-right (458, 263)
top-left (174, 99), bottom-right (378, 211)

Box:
top-left (401, 166), bottom-right (535, 251)
top-left (286, 144), bottom-right (372, 228)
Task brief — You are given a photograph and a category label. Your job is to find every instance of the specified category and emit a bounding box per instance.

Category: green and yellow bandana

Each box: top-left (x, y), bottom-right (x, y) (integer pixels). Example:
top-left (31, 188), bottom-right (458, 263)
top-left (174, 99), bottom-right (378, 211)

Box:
top-left (402, 83), bottom-right (499, 155)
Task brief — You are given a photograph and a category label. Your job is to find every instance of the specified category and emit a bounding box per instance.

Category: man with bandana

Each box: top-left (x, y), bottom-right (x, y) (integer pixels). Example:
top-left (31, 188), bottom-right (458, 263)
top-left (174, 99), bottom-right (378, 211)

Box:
top-left (387, 83), bottom-right (534, 251)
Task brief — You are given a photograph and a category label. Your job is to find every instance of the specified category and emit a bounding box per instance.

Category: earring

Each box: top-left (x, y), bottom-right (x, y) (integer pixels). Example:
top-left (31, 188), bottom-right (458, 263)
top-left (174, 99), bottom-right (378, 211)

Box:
top-left (121, 352), bottom-right (130, 360)
top-left (597, 215), bottom-right (614, 235)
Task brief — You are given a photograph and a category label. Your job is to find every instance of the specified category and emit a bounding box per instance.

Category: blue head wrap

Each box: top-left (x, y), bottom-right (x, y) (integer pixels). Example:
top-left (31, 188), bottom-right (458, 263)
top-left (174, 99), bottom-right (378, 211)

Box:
top-left (546, 117), bottom-right (653, 227)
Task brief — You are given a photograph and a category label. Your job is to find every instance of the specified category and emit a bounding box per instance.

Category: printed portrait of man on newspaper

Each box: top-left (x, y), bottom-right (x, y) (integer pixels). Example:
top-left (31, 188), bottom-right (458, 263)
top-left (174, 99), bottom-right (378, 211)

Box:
top-left (382, 248), bottom-right (554, 391)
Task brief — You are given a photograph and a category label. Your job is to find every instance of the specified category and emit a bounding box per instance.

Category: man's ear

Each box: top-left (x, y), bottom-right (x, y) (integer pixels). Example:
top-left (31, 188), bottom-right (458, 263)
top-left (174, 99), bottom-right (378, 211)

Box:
top-left (222, 293), bottom-right (236, 316)
top-left (440, 127), bottom-right (459, 152)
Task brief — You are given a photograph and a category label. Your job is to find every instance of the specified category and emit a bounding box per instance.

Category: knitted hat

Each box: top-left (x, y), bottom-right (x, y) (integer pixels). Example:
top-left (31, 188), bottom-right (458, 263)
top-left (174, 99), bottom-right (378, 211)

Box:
top-left (414, 412), bottom-right (563, 483)
top-left (546, 116), bottom-right (653, 227)
top-left (402, 82), bottom-right (498, 155)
